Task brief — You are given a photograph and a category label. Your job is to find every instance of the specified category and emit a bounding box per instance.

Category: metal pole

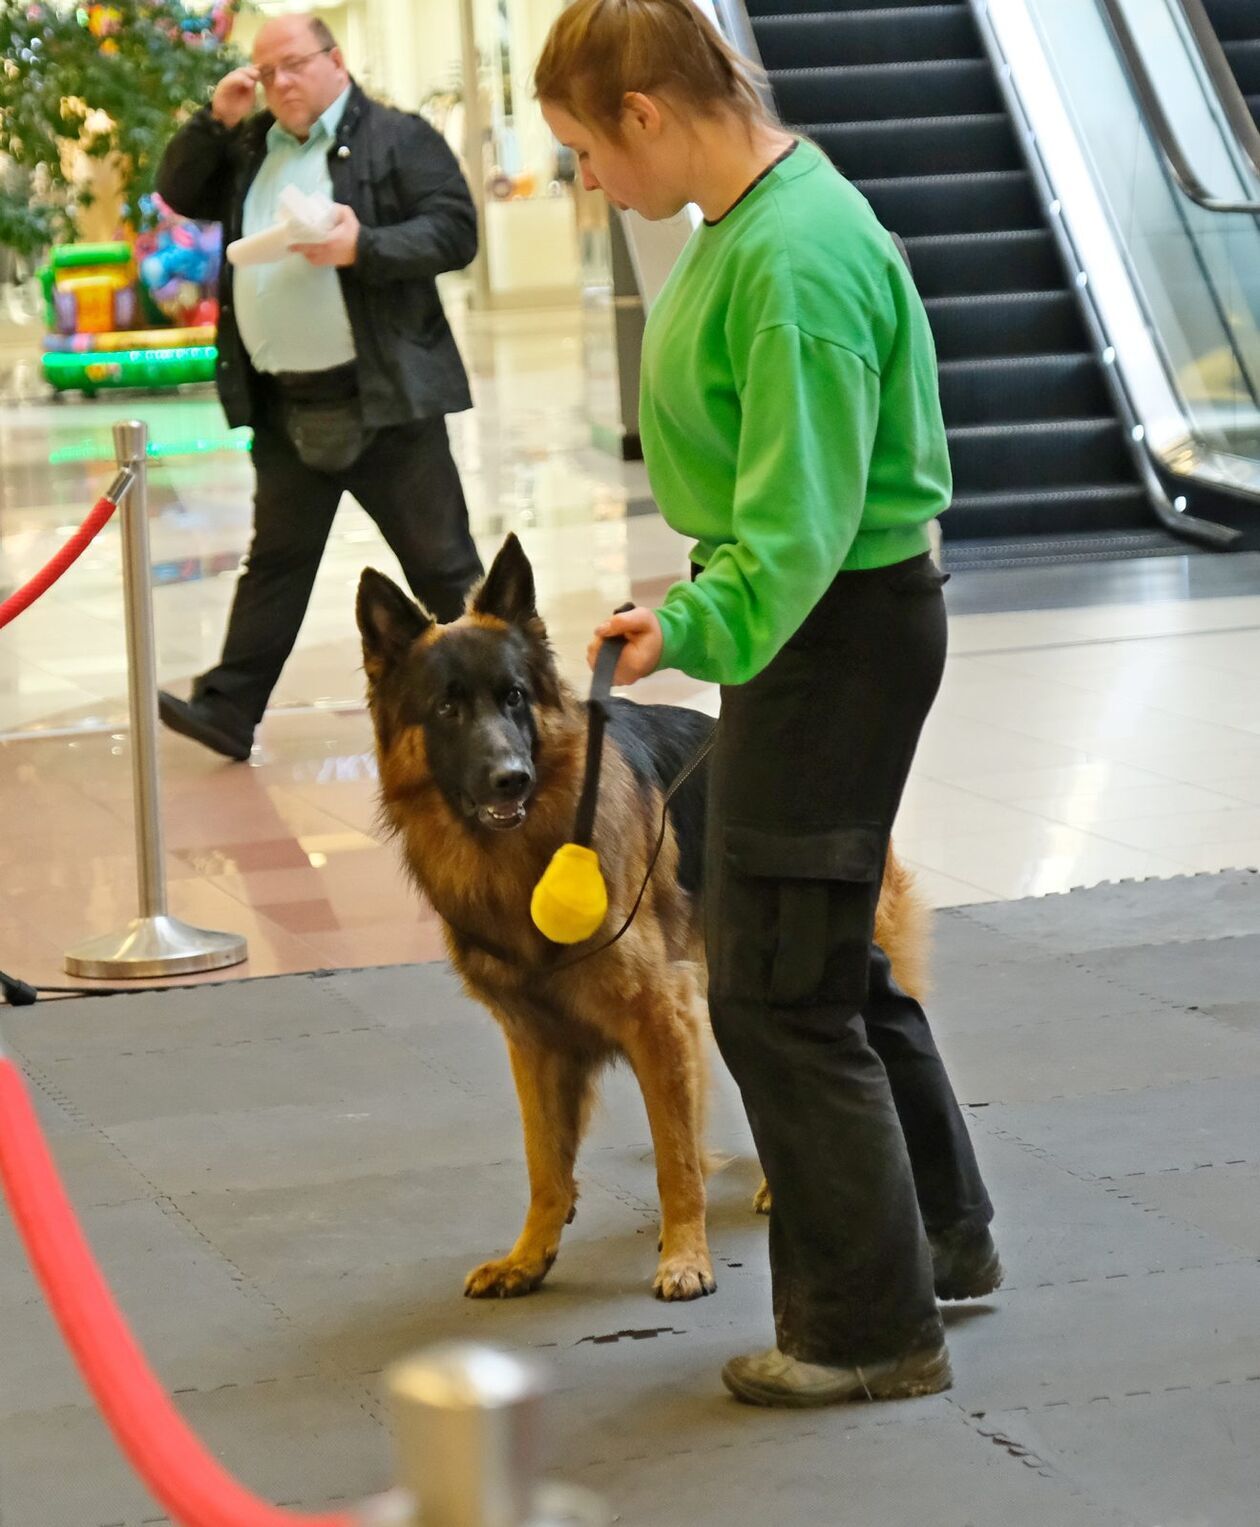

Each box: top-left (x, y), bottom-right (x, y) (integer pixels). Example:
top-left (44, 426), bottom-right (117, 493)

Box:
top-left (385, 1344), bottom-right (610, 1527)
top-left (64, 423), bottom-right (248, 980)
top-left (116, 418), bottom-right (165, 919)
top-left (458, 0), bottom-right (492, 310)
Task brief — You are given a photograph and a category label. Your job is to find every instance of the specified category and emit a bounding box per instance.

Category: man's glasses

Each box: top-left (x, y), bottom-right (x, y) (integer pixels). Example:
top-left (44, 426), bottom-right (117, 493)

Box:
top-left (257, 47), bottom-right (332, 89)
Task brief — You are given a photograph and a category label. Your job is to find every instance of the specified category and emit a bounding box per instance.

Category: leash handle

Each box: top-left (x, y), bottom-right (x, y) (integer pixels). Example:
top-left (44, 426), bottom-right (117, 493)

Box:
top-left (571, 605), bottom-right (632, 847)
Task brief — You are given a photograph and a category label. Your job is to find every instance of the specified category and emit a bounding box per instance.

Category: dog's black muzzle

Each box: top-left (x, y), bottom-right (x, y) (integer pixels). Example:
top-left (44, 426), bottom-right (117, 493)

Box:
top-left (465, 755), bottom-right (535, 831)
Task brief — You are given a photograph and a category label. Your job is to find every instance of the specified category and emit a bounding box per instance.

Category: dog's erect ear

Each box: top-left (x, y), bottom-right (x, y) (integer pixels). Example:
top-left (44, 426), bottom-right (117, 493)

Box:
top-left (471, 533), bottom-right (537, 626)
top-left (357, 568), bottom-right (433, 673)
top-left (470, 534), bottom-right (563, 707)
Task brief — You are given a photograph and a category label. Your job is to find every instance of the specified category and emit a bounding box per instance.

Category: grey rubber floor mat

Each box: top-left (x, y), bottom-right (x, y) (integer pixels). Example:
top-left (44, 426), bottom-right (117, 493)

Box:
top-left (2, 870), bottom-right (1259, 1525)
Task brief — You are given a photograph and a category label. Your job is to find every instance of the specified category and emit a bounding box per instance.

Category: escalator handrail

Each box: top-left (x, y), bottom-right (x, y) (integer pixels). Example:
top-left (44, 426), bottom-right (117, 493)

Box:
top-left (1099, 0), bottom-right (1260, 214)
top-left (970, 0), bottom-right (1240, 547)
top-left (1175, 0), bottom-right (1260, 187)
top-left (707, 0), bottom-right (775, 114)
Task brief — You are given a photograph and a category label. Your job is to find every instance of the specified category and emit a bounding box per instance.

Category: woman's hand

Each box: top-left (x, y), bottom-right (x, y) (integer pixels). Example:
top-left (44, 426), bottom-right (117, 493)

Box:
top-left (588, 607), bottom-right (663, 686)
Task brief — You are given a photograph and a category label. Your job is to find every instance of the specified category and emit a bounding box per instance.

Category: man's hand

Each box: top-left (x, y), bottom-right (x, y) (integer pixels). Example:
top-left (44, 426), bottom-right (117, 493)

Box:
top-left (292, 203), bottom-right (360, 268)
top-left (587, 607), bottom-right (663, 687)
top-left (211, 66), bottom-right (260, 128)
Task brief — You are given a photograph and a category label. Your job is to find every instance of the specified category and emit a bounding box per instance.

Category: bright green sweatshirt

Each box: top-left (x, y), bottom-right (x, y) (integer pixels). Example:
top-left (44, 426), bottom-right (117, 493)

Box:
top-left (642, 139), bottom-right (951, 686)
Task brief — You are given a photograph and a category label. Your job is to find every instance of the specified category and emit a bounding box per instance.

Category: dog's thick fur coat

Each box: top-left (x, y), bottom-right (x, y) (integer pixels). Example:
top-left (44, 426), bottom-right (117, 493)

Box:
top-left (358, 535), bottom-right (928, 1300)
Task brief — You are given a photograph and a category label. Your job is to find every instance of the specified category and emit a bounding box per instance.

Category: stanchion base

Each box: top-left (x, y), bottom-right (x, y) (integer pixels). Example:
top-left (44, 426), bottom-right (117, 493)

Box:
top-left (64, 916), bottom-right (248, 980)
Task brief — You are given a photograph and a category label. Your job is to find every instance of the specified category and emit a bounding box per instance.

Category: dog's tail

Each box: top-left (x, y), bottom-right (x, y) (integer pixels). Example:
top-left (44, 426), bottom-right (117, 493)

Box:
top-left (875, 845), bottom-right (931, 1001)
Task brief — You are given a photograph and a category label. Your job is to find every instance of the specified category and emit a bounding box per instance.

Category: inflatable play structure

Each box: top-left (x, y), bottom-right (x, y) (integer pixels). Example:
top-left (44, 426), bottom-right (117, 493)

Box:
top-left (38, 198), bottom-right (221, 396)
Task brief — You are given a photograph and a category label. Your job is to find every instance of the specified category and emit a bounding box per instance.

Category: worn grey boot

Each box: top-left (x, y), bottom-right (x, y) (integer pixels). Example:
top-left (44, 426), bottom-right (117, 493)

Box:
top-left (722, 1341), bottom-right (952, 1408)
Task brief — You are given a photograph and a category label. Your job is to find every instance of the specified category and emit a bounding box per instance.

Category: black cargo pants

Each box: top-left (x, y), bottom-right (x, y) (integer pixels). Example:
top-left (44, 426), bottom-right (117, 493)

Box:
top-left (705, 552), bottom-right (993, 1367)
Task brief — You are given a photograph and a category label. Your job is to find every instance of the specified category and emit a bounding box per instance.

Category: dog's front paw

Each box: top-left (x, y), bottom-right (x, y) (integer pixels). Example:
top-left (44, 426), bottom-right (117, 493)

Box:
top-left (464, 1254), bottom-right (550, 1299)
top-left (753, 1178), bottom-right (772, 1215)
top-left (653, 1250), bottom-right (716, 1302)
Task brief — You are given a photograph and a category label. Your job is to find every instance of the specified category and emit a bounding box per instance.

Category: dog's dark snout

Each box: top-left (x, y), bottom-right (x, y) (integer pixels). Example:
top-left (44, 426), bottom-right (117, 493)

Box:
top-left (491, 766), bottom-right (531, 800)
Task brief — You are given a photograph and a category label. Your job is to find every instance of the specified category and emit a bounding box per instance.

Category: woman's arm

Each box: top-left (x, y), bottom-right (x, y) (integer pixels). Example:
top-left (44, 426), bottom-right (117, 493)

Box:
top-left (654, 323), bottom-right (881, 686)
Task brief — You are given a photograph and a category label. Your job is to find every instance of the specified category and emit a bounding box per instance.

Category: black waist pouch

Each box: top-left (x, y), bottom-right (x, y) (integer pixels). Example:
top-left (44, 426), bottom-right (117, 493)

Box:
top-left (270, 364), bottom-right (375, 473)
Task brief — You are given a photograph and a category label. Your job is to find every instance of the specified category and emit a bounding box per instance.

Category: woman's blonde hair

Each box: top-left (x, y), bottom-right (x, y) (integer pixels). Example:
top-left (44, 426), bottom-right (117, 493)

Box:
top-left (534, 0), bottom-right (775, 138)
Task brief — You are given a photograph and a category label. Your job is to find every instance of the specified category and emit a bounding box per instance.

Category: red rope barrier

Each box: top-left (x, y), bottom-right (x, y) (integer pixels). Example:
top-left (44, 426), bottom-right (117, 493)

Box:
top-left (0, 494), bottom-right (119, 630)
top-left (0, 1057), bottom-right (358, 1527)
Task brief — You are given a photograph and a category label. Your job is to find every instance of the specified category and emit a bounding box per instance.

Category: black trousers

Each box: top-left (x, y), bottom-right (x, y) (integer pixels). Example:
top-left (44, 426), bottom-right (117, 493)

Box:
top-left (705, 553), bottom-right (992, 1368)
top-left (195, 385), bottom-right (482, 727)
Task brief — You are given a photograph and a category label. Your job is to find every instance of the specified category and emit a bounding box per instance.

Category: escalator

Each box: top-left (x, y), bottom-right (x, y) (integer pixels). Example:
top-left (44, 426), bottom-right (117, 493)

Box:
top-left (1201, 0), bottom-right (1260, 128)
top-left (744, 0), bottom-right (1157, 555)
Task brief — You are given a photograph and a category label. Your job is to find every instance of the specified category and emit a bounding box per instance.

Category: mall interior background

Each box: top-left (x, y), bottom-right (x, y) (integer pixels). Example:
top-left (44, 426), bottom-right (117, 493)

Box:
top-left (4, 2), bottom-right (1260, 1523)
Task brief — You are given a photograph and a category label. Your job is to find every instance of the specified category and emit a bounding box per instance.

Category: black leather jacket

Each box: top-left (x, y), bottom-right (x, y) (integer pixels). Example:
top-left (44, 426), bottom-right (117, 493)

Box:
top-left (156, 80), bottom-right (477, 428)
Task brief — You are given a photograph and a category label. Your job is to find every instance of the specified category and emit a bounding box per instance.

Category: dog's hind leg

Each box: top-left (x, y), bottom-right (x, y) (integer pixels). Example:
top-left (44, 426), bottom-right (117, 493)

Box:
top-left (465, 1037), bottom-right (595, 1299)
top-left (622, 983), bottom-right (716, 1302)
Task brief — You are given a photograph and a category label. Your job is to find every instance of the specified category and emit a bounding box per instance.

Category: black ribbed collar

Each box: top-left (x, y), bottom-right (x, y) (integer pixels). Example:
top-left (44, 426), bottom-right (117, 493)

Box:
top-left (704, 139), bottom-right (799, 227)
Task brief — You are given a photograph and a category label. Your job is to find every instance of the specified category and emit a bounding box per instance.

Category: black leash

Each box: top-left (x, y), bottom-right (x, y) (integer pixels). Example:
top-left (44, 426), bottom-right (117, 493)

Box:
top-left (571, 625), bottom-right (625, 849)
top-left (531, 607), bottom-right (716, 971)
top-left (546, 722), bottom-right (714, 973)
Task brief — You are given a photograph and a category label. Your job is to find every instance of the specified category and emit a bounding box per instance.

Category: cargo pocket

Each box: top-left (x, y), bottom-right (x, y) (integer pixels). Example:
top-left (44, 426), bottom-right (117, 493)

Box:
top-left (715, 823), bottom-right (886, 1008)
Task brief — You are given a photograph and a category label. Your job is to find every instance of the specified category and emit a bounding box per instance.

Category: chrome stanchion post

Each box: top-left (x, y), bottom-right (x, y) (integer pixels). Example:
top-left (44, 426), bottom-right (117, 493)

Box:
top-left (385, 1344), bottom-right (611, 1527)
top-left (64, 421), bottom-right (248, 979)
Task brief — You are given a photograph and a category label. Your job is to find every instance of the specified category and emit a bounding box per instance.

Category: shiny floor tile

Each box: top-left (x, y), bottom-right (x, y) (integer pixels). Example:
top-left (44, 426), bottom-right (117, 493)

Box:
top-left (4, 296), bottom-right (1260, 991)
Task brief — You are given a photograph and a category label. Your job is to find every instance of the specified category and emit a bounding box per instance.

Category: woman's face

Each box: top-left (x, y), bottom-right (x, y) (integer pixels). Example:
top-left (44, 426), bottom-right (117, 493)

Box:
top-left (542, 100), bottom-right (687, 221)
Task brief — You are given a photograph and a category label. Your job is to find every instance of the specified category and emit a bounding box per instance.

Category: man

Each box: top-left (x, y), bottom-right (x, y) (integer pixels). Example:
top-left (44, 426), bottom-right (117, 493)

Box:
top-left (156, 13), bottom-right (482, 760)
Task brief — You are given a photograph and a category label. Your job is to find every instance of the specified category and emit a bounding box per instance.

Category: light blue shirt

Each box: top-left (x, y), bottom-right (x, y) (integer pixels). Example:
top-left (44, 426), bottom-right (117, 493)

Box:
top-left (235, 86), bottom-right (355, 374)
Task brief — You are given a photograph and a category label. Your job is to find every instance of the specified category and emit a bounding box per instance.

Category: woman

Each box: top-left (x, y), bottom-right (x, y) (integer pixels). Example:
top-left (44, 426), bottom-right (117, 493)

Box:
top-left (536, 0), bottom-right (999, 1407)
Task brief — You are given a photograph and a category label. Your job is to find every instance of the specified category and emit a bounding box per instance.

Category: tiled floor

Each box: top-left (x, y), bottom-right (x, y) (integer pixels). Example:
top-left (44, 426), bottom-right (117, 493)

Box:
top-left (3, 286), bottom-right (1260, 992)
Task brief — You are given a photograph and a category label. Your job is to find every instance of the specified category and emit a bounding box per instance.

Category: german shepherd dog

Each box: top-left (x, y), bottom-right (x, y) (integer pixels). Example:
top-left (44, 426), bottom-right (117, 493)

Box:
top-left (357, 534), bottom-right (928, 1302)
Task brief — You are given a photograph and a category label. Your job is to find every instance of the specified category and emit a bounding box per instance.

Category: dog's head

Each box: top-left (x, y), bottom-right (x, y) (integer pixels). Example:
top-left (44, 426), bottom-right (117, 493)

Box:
top-left (357, 534), bottom-right (563, 833)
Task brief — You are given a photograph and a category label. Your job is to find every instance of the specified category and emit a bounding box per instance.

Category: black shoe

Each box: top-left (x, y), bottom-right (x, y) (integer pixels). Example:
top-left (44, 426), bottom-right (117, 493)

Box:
top-left (930, 1222), bottom-right (1003, 1301)
top-left (158, 691), bottom-right (253, 762)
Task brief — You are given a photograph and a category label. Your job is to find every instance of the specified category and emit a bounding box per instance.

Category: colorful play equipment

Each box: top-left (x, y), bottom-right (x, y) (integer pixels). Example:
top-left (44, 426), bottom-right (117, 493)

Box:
top-left (85, 0), bottom-right (239, 54)
top-left (38, 198), bottom-right (221, 396)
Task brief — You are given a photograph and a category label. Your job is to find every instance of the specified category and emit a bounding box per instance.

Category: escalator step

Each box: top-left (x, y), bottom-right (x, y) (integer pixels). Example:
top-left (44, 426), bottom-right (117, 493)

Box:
top-left (938, 354), bottom-right (1110, 424)
top-left (925, 291), bottom-right (1089, 360)
top-left (752, 7), bottom-right (977, 70)
top-left (769, 60), bottom-right (1000, 123)
top-left (901, 229), bottom-right (1061, 296)
top-left (1220, 38), bottom-right (1260, 94)
top-left (945, 484), bottom-right (1151, 539)
top-left (812, 115), bottom-right (1020, 178)
top-left (948, 418), bottom-right (1134, 492)
top-left (854, 170), bottom-right (1038, 236)
top-left (922, 287), bottom-right (1093, 358)
top-left (754, 0), bottom-right (1155, 544)
top-left (1197, 0), bottom-right (1258, 42)
top-left (748, 0), bottom-right (949, 14)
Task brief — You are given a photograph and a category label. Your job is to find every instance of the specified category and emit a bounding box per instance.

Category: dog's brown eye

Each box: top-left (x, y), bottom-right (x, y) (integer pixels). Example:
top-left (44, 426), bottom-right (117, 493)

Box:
top-left (505, 687), bottom-right (525, 708)
top-left (436, 699), bottom-right (458, 720)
